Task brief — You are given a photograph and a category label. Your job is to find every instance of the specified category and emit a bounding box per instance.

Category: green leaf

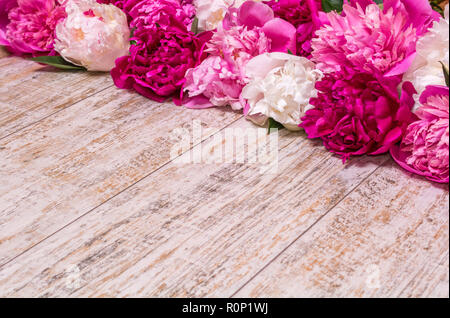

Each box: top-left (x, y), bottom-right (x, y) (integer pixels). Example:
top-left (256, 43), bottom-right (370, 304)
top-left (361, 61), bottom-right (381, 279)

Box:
top-left (267, 118), bottom-right (284, 134)
top-left (440, 61), bottom-right (449, 87)
top-left (30, 56), bottom-right (85, 70)
top-left (191, 17), bottom-right (199, 35)
top-left (430, 0), bottom-right (446, 17)
top-left (287, 49), bottom-right (294, 55)
top-left (321, 0), bottom-right (343, 13)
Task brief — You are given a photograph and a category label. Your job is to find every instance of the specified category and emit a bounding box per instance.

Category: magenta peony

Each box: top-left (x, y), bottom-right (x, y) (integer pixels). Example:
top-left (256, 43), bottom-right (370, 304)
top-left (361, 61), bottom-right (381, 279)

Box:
top-left (183, 1), bottom-right (296, 110)
top-left (0, 0), bottom-right (66, 55)
top-left (391, 85), bottom-right (449, 183)
top-left (265, 0), bottom-right (323, 58)
top-left (300, 74), bottom-right (417, 161)
top-left (312, 1), bottom-right (439, 77)
top-left (96, 0), bottom-right (195, 24)
top-left (111, 0), bottom-right (209, 104)
top-left (0, 0), bottom-right (16, 46)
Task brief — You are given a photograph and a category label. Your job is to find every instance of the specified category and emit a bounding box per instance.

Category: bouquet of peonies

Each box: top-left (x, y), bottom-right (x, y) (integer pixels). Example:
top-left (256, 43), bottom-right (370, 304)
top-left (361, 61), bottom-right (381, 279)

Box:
top-left (0, 0), bottom-right (448, 183)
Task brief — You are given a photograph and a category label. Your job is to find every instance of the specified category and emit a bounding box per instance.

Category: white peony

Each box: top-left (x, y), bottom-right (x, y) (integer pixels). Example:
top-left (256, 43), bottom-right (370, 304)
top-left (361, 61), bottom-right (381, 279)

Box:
top-left (54, 0), bottom-right (130, 72)
top-left (194, 0), bottom-right (260, 31)
top-left (241, 52), bottom-right (323, 131)
top-left (403, 4), bottom-right (449, 108)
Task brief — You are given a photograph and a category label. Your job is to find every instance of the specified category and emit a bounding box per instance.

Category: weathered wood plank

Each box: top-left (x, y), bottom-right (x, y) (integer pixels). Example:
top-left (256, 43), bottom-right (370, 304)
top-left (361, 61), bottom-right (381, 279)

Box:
top-left (0, 118), bottom-right (387, 297)
top-left (0, 57), bottom-right (112, 139)
top-left (235, 160), bottom-right (449, 298)
top-left (0, 86), bottom-right (242, 266)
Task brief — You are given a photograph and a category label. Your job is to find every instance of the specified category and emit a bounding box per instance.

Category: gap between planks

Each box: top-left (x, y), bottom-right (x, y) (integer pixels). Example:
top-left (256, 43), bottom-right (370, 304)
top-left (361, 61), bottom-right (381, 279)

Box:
top-left (0, 115), bottom-right (243, 269)
top-left (0, 57), bottom-right (114, 139)
top-left (234, 160), bottom-right (449, 298)
top-left (0, 83), bottom-right (243, 267)
top-left (0, 118), bottom-right (388, 297)
top-left (229, 161), bottom-right (387, 297)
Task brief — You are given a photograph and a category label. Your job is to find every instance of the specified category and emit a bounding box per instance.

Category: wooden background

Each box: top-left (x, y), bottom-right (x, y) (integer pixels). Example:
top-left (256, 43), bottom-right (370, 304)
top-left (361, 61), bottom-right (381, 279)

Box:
top-left (0, 51), bottom-right (448, 298)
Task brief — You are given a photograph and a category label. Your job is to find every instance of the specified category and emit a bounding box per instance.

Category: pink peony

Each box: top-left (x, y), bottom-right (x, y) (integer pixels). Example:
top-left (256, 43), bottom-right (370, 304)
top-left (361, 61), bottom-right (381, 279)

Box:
top-left (300, 74), bottom-right (417, 161)
top-left (0, 0), bottom-right (16, 46)
top-left (391, 85), bottom-right (449, 183)
top-left (183, 1), bottom-right (296, 109)
top-left (265, 0), bottom-right (323, 58)
top-left (111, 0), bottom-right (210, 104)
top-left (96, 0), bottom-right (195, 24)
top-left (127, 0), bottom-right (194, 28)
top-left (312, 1), bottom-right (439, 77)
top-left (0, 0), bottom-right (66, 55)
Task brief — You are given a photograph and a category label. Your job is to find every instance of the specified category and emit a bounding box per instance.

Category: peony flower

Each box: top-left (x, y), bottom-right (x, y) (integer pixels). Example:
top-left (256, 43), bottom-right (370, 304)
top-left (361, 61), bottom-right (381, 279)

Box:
top-left (265, 0), bottom-right (323, 58)
top-left (403, 4), bottom-right (449, 108)
top-left (185, 55), bottom-right (253, 110)
top-left (391, 85), bottom-right (449, 183)
top-left (312, 1), bottom-right (439, 77)
top-left (300, 74), bottom-right (417, 161)
top-left (0, 0), bottom-right (16, 46)
top-left (54, 0), bottom-right (130, 71)
top-left (183, 1), bottom-right (296, 109)
top-left (111, 0), bottom-right (210, 104)
top-left (95, 0), bottom-right (195, 25)
top-left (0, 0), bottom-right (66, 55)
top-left (127, 0), bottom-right (194, 30)
top-left (241, 52), bottom-right (322, 130)
top-left (194, 0), bottom-right (258, 31)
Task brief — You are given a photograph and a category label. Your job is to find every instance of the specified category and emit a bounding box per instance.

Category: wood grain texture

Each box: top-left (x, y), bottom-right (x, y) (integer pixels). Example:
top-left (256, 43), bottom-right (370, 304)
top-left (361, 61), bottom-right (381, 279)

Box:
top-left (235, 160), bottom-right (449, 298)
top-left (0, 57), bottom-right (112, 139)
top-left (0, 85), bottom-right (242, 266)
top-left (0, 118), bottom-right (388, 297)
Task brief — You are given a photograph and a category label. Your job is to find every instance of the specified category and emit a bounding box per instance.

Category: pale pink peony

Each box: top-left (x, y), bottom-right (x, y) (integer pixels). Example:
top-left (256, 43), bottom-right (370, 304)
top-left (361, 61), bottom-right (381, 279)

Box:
top-left (184, 56), bottom-right (245, 109)
top-left (128, 0), bottom-right (194, 30)
top-left (1, 0), bottom-right (66, 55)
top-left (54, 0), bottom-right (130, 71)
top-left (183, 1), bottom-right (296, 109)
top-left (391, 85), bottom-right (449, 183)
top-left (312, 1), bottom-right (439, 77)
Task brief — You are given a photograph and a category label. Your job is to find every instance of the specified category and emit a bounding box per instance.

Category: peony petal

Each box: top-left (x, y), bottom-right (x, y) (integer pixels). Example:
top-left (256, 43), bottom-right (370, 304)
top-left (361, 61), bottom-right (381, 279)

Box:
top-left (0, 0), bottom-right (16, 45)
top-left (390, 144), bottom-right (449, 183)
top-left (245, 52), bottom-right (303, 79)
top-left (262, 18), bottom-right (296, 54)
top-left (383, 0), bottom-right (440, 35)
top-left (419, 85), bottom-right (450, 105)
top-left (238, 1), bottom-right (274, 29)
top-left (182, 95), bottom-right (215, 109)
top-left (385, 53), bottom-right (416, 77)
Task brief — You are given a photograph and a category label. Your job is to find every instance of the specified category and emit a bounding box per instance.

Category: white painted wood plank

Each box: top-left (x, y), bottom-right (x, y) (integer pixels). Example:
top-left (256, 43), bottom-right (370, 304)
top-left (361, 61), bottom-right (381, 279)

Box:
top-left (235, 160), bottom-right (449, 298)
top-left (0, 118), bottom-right (387, 297)
top-left (0, 57), bottom-right (113, 138)
top-left (0, 86), bottom-right (242, 266)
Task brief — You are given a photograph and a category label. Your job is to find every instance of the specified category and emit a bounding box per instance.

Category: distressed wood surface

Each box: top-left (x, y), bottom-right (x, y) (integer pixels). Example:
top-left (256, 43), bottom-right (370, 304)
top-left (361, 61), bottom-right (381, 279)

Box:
top-left (0, 57), bottom-right (113, 139)
top-left (0, 59), bottom-right (448, 298)
top-left (0, 117), bottom-right (389, 297)
top-left (235, 161), bottom-right (449, 298)
top-left (0, 85), bottom-right (242, 266)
